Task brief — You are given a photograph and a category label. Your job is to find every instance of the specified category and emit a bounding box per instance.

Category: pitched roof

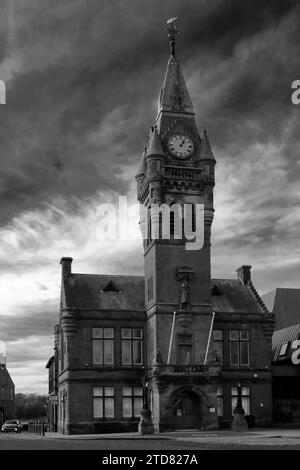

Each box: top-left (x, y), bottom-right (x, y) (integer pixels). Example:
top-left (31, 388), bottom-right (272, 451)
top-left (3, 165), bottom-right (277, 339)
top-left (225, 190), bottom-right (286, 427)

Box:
top-left (158, 55), bottom-right (193, 114)
top-left (63, 274), bottom-right (145, 311)
top-left (262, 288), bottom-right (300, 330)
top-left (211, 279), bottom-right (262, 314)
top-left (200, 130), bottom-right (216, 162)
top-left (62, 272), bottom-right (265, 314)
top-left (272, 323), bottom-right (300, 362)
top-left (147, 127), bottom-right (164, 156)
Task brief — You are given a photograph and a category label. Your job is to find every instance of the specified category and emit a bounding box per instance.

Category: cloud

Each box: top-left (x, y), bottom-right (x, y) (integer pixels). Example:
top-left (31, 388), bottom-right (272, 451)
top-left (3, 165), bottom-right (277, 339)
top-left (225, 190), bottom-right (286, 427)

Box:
top-left (0, 0), bottom-right (299, 392)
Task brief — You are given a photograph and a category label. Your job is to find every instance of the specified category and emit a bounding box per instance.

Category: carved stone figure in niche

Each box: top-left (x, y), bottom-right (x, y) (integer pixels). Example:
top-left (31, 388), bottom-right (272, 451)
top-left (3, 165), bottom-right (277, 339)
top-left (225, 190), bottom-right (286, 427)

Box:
top-left (155, 349), bottom-right (163, 365)
top-left (179, 277), bottom-right (191, 310)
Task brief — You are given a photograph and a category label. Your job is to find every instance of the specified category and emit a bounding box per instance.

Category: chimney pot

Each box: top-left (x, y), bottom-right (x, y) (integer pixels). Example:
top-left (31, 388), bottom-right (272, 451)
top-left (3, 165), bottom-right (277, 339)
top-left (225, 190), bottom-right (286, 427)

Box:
top-left (60, 257), bottom-right (73, 277)
top-left (236, 265), bottom-right (252, 285)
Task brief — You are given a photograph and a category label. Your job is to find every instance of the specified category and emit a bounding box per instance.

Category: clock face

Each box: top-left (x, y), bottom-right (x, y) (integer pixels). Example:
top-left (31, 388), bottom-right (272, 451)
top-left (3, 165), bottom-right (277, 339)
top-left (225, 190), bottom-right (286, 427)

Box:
top-left (167, 134), bottom-right (194, 158)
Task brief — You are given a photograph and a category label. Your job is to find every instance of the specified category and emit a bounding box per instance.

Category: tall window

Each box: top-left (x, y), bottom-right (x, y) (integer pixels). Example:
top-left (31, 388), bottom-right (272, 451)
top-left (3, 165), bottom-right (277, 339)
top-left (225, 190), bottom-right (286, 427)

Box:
top-left (217, 386), bottom-right (224, 416)
top-left (213, 330), bottom-right (223, 364)
top-left (122, 387), bottom-right (143, 418)
top-left (92, 328), bottom-right (114, 366)
top-left (122, 329), bottom-right (143, 365)
top-left (230, 330), bottom-right (249, 366)
top-left (231, 387), bottom-right (250, 415)
top-left (177, 334), bottom-right (193, 365)
top-left (93, 387), bottom-right (114, 418)
top-left (147, 276), bottom-right (153, 301)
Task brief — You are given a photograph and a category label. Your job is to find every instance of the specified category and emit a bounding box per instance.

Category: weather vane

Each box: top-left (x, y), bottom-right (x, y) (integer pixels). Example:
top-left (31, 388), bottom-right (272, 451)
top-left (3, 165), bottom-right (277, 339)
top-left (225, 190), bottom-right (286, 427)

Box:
top-left (166, 17), bottom-right (179, 56)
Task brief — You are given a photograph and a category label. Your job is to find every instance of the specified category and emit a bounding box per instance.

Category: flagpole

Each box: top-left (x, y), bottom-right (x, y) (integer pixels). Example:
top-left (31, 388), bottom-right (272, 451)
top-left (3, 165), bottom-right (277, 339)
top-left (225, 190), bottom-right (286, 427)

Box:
top-left (204, 311), bottom-right (215, 365)
top-left (167, 311), bottom-right (176, 365)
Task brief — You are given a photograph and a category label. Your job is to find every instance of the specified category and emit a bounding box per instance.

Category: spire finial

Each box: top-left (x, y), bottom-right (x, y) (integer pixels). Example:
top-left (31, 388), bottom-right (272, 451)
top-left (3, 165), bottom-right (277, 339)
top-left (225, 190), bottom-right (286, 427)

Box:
top-left (166, 17), bottom-right (178, 56)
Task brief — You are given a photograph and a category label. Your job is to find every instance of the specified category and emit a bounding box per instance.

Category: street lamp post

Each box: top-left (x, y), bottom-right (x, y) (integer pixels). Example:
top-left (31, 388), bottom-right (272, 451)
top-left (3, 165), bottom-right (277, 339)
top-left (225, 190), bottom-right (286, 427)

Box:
top-left (231, 382), bottom-right (248, 432)
top-left (138, 374), bottom-right (154, 435)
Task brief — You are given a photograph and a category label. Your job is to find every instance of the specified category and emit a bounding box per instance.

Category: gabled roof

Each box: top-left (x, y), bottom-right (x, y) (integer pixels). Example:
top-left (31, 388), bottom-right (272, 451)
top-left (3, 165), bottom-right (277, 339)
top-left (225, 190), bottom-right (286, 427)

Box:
top-left (262, 288), bottom-right (300, 330)
top-left (61, 272), bottom-right (264, 315)
top-left (211, 279), bottom-right (262, 314)
top-left (62, 274), bottom-right (145, 311)
top-left (158, 55), bottom-right (193, 114)
top-left (272, 323), bottom-right (300, 363)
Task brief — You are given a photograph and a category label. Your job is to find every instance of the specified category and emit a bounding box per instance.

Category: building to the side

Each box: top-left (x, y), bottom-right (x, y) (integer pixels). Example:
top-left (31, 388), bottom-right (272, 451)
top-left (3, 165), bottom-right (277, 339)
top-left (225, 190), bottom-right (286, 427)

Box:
top-left (47, 21), bottom-right (275, 434)
top-left (0, 358), bottom-right (15, 425)
top-left (272, 323), bottom-right (300, 423)
top-left (263, 288), bottom-right (300, 424)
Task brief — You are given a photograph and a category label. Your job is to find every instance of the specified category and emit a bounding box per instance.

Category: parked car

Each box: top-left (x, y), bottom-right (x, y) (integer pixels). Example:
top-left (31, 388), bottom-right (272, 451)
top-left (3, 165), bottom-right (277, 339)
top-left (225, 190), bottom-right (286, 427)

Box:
top-left (1, 420), bottom-right (23, 433)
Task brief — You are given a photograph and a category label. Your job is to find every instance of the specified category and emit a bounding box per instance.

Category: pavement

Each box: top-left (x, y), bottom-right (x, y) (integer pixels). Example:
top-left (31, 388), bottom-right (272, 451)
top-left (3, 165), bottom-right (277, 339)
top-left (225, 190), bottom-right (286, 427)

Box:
top-left (1, 428), bottom-right (300, 450)
top-left (40, 428), bottom-right (300, 448)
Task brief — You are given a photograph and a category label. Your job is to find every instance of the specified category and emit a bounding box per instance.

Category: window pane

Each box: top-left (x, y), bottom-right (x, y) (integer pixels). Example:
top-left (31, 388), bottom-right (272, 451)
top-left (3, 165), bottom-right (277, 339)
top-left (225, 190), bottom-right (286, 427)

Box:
top-left (242, 387), bottom-right (250, 396)
top-left (213, 330), bottom-right (223, 341)
top-left (231, 387), bottom-right (238, 396)
top-left (93, 387), bottom-right (103, 397)
top-left (240, 331), bottom-right (249, 340)
top-left (123, 387), bottom-right (132, 396)
top-left (105, 398), bottom-right (114, 418)
top-left (122, 329), bottom-right (131, 339)
top-left (133, 387), bottom-right (143, 396)
top-left (217, 397), bottom-right (223, 416)
top-left (242, 397), bottom-right (250, 415)
top-left (230, 341), bottom-right (239, 365)
top-left (240, 342), bottom-right (249, 365)
top-left (122, 340), bottom-right (131, 364)
top-left (217, 386), bottom-right (223, 397)
top-left (93, 340), bottom-right (103, 364)
top-left (230, 330), bottom-right (238, 341)
top-left (133, 329), bottom-right (143, 339)
top-left (104, 387), bottom-right (114, 397)
top-left (93, 398), bottom-right (103, 418)
top-left (104, 340), bottom-right (114, 364)
top-left (123, 398), bottom-right (132, 418)
top-left (133, 340), bottom-right (142, 365)
top-left (231, 397), bottom-right (237, 414)
top-left (92, 328), bottom-right (102, 338)
top-left (178, 335), bottom-right (192, 344)
top-left (104, 328), bottom-right (114, 338)
top-left (134, 397), bottom-right (142, 418)
top-left (213, 342), bottom-right (223, 364)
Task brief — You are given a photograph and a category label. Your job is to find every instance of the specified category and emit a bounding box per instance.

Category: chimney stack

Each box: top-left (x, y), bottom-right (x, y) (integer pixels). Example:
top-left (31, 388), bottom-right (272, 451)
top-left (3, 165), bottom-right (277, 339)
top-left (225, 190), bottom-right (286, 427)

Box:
top-left (60, 257), bottom-right (73, 277)
top-left (236, 265), bottom-right (252, 285)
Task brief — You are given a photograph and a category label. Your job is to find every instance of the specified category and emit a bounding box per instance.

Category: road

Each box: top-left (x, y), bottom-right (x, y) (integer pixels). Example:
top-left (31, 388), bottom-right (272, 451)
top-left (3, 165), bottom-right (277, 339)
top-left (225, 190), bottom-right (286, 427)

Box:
top-left (0, 432), bottom-right (300, 450)
top-left (0, 432), bottom-right (203, 450)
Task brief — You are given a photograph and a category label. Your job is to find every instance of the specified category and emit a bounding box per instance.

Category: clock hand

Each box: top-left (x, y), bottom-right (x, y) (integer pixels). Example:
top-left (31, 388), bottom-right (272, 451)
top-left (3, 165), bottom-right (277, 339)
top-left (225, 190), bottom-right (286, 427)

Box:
top-left (180, 138), bottom-right (186, 147)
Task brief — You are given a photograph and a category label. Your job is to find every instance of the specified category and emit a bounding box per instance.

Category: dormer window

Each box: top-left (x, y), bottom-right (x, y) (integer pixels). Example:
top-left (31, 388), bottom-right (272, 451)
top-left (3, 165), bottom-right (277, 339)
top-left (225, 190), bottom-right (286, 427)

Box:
top-left (102, 281), bottom-right (119, 293)
top-left (211, 284), bottom-right (223, 296)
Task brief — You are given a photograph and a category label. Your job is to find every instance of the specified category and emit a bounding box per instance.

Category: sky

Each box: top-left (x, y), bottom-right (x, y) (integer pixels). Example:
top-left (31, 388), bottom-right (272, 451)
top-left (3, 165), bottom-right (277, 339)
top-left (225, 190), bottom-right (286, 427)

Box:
top-left (0, 0), bottom-right (299, 394)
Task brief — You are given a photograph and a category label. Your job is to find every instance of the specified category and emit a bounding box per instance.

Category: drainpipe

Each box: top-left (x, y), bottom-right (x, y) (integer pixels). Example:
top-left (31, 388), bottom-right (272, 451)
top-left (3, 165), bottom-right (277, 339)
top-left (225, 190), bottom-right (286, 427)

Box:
top-left (204, 311), bottom-right (216, 365)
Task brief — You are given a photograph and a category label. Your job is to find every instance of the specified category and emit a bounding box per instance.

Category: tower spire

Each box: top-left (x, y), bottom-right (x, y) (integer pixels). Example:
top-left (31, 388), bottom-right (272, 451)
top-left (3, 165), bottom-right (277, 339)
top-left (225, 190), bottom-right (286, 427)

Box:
top-left (166, 17), bottom-right (178, 56)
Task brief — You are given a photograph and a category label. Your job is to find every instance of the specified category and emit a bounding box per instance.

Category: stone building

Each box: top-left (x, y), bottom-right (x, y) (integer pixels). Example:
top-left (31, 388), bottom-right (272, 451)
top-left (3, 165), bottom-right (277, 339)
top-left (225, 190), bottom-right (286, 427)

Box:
top-left (47, 21), bottom-right (275, 434)
top-left (0, 359), bottom-right (15, 425)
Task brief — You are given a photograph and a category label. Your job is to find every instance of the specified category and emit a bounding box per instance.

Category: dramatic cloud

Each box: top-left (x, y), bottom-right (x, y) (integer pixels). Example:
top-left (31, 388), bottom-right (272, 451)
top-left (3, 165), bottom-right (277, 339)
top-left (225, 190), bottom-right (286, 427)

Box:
top-left (0, 0), bottom-right (299, 392)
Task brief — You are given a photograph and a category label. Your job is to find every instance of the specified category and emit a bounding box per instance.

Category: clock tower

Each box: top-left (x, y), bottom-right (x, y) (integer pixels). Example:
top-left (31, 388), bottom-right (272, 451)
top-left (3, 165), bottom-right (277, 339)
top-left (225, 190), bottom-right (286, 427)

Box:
top-left (136, 19), bottom-right (219, 431)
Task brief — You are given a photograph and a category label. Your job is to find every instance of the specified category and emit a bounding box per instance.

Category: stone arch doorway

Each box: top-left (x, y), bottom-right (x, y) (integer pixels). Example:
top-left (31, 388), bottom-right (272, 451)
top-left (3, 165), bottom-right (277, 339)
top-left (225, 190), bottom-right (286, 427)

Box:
top-left (167, 385), bottom-right (207, 430)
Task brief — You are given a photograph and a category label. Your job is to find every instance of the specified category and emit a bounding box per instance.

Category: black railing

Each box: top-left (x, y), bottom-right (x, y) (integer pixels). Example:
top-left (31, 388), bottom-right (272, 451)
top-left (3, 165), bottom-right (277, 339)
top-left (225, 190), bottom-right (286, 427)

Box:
top-left (173, 364), bottom-right (207, 373)
top-left (28, 420), bottom-right (46, 436)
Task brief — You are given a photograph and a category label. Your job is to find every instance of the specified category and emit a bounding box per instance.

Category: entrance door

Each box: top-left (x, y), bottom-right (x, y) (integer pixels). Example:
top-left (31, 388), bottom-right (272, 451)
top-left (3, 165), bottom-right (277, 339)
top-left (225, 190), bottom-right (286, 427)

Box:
top-left (174, 393), bottom-right (200, 429)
